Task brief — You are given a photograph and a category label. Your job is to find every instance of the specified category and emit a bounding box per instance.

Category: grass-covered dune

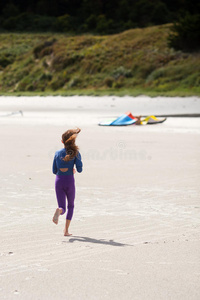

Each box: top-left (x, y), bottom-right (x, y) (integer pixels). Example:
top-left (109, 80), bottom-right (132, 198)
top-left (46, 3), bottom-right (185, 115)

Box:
top-left (0, 24), bottom-right (199, 96)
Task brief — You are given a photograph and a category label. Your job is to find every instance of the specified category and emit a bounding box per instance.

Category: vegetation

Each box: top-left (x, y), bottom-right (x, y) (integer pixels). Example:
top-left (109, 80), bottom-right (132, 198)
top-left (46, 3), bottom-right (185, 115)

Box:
top-left (0, 24), bottom-right (199, 96)
top-left (168, 14), bottom-right (200, 52)
top-left (0, 0), bottom-right (199, 34)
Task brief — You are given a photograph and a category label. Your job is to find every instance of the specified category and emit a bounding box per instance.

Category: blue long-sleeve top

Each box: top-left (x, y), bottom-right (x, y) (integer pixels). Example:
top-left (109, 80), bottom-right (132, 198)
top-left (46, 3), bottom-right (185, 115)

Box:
top-left (52, 148), bottom-right (83, 176)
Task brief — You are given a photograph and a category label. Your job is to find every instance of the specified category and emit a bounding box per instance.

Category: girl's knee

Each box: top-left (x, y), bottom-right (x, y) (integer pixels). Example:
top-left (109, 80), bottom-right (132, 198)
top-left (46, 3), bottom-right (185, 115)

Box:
top-left (60, 207), bottom-right (66, 214)
top-left (68, 203), bottom-right (74, 210)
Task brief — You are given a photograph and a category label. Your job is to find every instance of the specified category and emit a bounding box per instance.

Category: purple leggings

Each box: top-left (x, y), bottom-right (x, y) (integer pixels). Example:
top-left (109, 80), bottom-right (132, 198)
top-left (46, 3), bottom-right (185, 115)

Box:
top-left (55, 175), bottom-right (75, 220)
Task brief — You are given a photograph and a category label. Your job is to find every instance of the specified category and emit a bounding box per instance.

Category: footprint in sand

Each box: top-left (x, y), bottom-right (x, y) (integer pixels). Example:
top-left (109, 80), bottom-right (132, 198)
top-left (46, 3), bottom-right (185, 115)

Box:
top-left (0, 252), bottom-right (14, 256)
top-left (14, 290), bottom-right (19, 295)
top-left (37, 268), bottom-right (49, 272)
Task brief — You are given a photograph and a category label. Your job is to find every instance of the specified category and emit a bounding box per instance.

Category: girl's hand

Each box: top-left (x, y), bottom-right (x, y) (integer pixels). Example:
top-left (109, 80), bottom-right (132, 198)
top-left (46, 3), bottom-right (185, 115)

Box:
top-left (73, 168), bottom-right (76, 174)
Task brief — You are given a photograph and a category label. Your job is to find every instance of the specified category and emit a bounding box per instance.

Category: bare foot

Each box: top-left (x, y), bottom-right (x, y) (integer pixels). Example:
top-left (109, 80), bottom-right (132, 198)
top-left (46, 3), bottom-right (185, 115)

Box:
top-left (64, 231), bottom-right (72, 236)
top-left (53, 208), bottom-right (60, 224)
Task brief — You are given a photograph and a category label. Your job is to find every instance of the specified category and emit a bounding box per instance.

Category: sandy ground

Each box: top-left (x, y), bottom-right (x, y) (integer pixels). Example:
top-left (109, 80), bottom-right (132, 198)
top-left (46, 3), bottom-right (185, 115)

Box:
top-left (0, 96), bottom-right (200, 300)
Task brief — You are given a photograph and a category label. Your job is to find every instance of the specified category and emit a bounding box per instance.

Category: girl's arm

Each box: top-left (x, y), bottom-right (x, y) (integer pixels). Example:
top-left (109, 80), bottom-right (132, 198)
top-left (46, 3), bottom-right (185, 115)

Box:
top-left (52, 155), bottom-right (58, 174)
top-left (75, 152), bottom-right (83, 173)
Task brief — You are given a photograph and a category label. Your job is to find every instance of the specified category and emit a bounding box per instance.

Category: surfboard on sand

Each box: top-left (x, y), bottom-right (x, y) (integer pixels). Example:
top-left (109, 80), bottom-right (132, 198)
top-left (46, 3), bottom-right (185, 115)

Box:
top-left (99, 111), bottom-right (137, 126)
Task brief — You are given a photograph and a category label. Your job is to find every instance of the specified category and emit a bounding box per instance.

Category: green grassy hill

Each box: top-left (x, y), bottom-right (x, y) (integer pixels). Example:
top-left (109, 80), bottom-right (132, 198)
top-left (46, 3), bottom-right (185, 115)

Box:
top-left (0, 24), bottom-right (199, 96)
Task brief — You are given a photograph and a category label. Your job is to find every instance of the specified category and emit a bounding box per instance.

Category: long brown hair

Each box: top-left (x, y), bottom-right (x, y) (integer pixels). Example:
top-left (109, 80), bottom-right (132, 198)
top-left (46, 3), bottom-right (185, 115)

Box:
top-left (62, 128), bottom-right (81, 162)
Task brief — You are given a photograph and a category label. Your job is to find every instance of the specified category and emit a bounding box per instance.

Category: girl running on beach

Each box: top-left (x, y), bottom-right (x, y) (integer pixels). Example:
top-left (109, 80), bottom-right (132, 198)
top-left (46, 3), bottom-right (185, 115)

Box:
top-left (52, 128), bottom-right (83, 236)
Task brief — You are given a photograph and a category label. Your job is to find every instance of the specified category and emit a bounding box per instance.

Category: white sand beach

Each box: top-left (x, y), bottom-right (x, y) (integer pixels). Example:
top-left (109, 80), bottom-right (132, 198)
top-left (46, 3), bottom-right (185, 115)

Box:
top-left (0, 96), bottom-right (200, 300)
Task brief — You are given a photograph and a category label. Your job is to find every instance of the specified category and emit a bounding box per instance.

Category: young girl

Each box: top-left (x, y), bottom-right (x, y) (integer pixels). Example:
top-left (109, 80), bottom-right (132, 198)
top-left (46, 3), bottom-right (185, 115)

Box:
top-left (52, 128), bottom-right (83, 236)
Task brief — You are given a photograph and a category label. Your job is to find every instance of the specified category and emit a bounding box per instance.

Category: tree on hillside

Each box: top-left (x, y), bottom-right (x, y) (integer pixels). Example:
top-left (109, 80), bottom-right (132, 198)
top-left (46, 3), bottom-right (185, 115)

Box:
top-left (2, 3), bottom-right (20, 17)
top-left (151, 1), bottom-right (170, 24)
top-left (168, 13), bottom-right (200, 52)
top-left (0, 0), bottom-right (200, 33)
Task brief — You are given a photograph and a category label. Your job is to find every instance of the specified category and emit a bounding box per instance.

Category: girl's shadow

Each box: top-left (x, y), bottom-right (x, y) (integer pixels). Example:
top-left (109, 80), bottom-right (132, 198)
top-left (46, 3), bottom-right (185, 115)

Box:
top-left (65, 236), bottom-right (132, 247)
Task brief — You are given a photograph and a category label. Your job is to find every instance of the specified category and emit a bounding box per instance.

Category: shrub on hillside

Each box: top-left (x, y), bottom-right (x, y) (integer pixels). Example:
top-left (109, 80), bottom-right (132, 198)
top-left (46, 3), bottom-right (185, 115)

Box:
top-left (113, 77), bottom-right (125, 89)
top-left (2, 13), bottom-right (56, 31)
top-left (151, 1), bottom-right (170, 25)
top-left (2, 3), bottom-right (19, 18)
top-left (168, 14), bottom-right (200, 52)
top-left (104, 77), bottom-right (114, 87)
top-left (146, 64), bottom-right (200, 88)
top-left (132, 64), bottom-right (156, 79)
top-left (111, 66), bottom-right (132, 80)
top-left (53, 14), bottom-right (73, 32)
top-left (3, 13), bottom-right (34, 31)
top-left (50, 77), bottom-right (66, 91)
top-left (84, 14), bottom-right (97, 31)
top-left (0, 54), bottom-right (15, 68)
top-left (16, 77), bottom-right (33, 91)
top-left (181, 73), bottom-right (200, 87)
top-left (51, 54), bottom-right (83, 71)
top-left (33, 15), bottom-right (56, 31)
top-left (39, 73), bottom-right (52, 81)
top-left (40, 47), bottom-right (53, 58)
top-left (67, 77), bottom-right (81, 88)
top-left (96, 15), bottom-right (114, 34)
top-left (33, 39), bottom-right (56, 59)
